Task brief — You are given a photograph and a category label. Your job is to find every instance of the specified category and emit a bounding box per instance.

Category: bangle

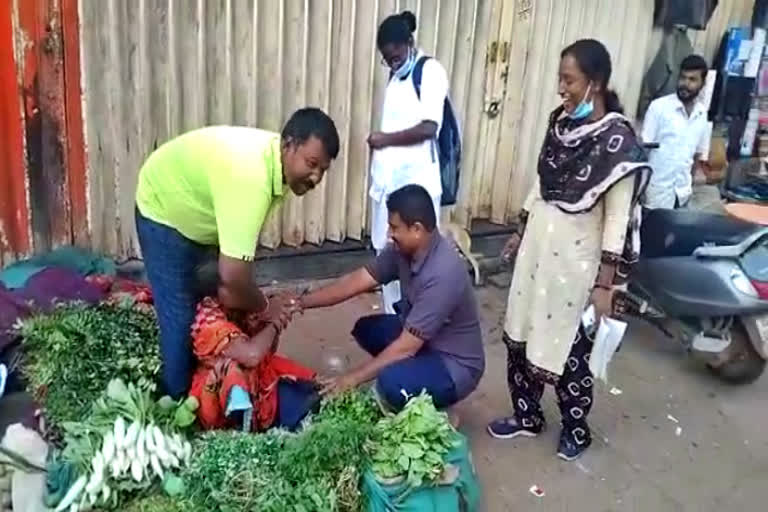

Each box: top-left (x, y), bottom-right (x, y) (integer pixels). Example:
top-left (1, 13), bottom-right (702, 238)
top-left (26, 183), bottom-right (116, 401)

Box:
top-left (594, 283), bottom-right (612, 291)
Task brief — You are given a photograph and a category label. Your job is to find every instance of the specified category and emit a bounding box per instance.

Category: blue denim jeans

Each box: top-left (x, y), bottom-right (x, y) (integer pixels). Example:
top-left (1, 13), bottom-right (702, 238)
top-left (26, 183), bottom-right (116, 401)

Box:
top-left (135, 208), bottom-right (213, 398)
top-left (352, 314), bottom-right (458, 410)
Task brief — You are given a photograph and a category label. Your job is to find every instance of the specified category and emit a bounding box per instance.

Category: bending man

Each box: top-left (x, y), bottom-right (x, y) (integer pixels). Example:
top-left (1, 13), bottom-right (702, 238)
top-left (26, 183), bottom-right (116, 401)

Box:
top-left (294, 185), bottom-right (485, 411)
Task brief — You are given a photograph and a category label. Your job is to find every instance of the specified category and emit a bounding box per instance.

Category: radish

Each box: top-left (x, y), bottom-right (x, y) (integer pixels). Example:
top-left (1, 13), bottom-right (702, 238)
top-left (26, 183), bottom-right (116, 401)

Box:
top-left (55, 475), bottom-right (87, 511)
top-left (113, 417), bottom-right (126, 449)
top-left (169, 434), bottom-right (184, 458)
top-left (84, 471), bottom-right (103, 496)
top-left (91, 453), bottom-right (104, 478)
top-left (124, 421), bottom-right (140, 447)
top-left (136, 429), bottom-right (147, 466)
top-left (150, 454), bottom-right (164, 480)
top-left (131, 458), bottom-right (143, 482)
top-left (144, 425), bottom-right (156, 453)
top-left (101, 432), bottom-right (115, 463)
top-left (152, 426), bottom-right (166, 453)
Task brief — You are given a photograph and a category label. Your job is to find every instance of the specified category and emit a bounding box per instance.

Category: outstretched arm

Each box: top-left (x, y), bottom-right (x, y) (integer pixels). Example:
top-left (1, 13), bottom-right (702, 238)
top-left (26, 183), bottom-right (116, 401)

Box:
top-left (300, 267), bottom-right (379, 310)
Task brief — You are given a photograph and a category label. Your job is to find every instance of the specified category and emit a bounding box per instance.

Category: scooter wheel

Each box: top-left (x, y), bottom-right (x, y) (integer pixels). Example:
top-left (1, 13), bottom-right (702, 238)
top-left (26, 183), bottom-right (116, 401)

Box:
top-left (707, 325), bottom-right (766, 385)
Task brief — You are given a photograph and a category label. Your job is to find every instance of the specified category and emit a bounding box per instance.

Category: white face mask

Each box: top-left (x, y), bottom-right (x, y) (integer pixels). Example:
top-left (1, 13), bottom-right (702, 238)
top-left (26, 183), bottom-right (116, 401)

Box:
top-left (392, 47), bottom-right (417, 79)
top-left (568, 83), bottom-right (594, 120)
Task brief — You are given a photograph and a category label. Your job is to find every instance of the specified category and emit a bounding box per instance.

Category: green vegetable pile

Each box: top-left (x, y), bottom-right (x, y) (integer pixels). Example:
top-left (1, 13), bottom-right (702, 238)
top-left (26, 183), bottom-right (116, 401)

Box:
top-left (181, 391), bottom-right (380, 512)
top-left (19, 303), bottom-right (161, 425)
top-left (179, 391), bottom-right (461, 511)
top-left (368, 393), bottom-right (460, 488)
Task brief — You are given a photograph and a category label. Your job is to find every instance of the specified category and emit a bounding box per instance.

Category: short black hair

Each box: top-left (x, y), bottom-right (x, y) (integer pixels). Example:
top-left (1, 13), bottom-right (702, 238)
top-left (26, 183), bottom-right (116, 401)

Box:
top-left (281, 107), bottom-right (340, 159)
top-left (377, 10), bottom-right (416, 49)
top-left (386, 184), bottom-right (436, 231)
top-left (680, 54), bottom-right (708, 80)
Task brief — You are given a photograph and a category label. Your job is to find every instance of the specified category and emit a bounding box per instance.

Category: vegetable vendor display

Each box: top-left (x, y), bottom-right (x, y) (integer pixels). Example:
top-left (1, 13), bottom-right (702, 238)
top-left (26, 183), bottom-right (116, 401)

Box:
top-left (178, 391), bottom-right (479, 512)
top-left (16, 299), bottom-right (480, 510)
top-left (47, 379), bottom-right (198, 511)
top-left (180, 390), bottom-right (380, 512)
top-left (19, 303), bottom-right (161, 426)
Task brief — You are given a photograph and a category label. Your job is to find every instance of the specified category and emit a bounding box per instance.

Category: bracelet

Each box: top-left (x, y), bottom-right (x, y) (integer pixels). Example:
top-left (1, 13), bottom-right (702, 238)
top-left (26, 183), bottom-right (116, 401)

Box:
top-left (594, 283), bottom-right (612, 291)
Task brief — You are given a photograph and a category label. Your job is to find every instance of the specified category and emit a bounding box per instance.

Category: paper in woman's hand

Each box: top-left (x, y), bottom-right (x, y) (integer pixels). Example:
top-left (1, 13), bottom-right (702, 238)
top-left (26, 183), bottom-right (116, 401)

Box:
top-left (589, 316), bottom-right (628, 383)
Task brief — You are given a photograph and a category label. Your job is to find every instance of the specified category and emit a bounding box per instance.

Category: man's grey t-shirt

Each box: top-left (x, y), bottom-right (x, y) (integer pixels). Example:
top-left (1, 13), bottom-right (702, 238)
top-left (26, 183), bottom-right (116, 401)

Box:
top-left (365, 234), bottom-right (485, 399)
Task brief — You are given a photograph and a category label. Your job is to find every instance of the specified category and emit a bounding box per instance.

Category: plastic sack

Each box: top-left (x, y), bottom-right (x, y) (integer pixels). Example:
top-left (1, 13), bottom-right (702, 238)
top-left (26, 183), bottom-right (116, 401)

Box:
top-left (589, 316), bottom-right (628, 382)
top-left (362, 433), bottom-right (480, 512)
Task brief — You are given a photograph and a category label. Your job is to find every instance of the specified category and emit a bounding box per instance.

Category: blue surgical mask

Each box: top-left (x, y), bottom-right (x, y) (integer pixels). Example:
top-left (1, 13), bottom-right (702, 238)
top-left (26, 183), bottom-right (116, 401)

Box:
top-left (569, 84), bottom-right (593, 120)
top-left (392, 48), bottom-right (417, 79)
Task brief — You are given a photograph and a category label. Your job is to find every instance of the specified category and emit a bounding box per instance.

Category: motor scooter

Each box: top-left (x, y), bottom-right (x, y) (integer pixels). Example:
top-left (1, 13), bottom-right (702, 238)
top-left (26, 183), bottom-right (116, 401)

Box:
top-left (625, 205), bottom-right (768, 384)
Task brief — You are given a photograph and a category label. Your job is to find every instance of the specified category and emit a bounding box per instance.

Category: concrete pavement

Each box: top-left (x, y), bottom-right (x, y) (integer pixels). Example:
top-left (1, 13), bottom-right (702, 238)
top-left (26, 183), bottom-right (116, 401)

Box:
top-left (279, 283), bottom-right (768, 511)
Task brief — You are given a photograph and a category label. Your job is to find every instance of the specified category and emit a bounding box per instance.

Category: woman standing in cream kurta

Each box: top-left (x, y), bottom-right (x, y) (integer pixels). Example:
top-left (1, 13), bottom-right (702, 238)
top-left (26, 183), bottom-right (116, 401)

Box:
top-left (487, 40), bottom-right (651, 461)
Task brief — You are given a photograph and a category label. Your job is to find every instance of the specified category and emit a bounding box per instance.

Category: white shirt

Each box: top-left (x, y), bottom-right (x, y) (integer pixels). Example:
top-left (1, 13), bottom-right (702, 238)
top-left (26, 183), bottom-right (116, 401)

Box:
top-left (641, 94), bottom-right (711, 209)
top-left (369, 53), bottom-right (449, 203)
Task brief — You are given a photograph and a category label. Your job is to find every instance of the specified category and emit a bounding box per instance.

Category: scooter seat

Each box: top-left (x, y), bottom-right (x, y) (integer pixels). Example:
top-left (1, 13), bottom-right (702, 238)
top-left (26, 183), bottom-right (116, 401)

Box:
top-left (640, 208), bottom-right (761, 258)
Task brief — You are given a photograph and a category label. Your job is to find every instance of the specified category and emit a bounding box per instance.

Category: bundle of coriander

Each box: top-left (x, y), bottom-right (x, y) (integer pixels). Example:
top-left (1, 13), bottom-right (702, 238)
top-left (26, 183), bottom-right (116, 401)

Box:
top-left (181, 391), bottom-right (381, 512)
top-left (19, 303), bottom-right (161, 427)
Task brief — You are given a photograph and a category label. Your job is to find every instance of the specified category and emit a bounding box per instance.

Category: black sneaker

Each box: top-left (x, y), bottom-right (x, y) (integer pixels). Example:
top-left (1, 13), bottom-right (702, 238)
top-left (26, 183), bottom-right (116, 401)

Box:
top-left (487, 416), bottom-right (541, 439)
top-left (557, 428), bottom-right (591, 461)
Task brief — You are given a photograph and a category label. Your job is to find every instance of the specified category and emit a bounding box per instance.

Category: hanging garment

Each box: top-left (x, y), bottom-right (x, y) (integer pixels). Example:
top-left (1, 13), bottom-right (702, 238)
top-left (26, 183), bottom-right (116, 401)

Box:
top-left (755, 0), bottom-right (768, 29)
top-left (638, 28), bottom-right (695, 119)
top-left (655, 0), bottom-right (719, 30)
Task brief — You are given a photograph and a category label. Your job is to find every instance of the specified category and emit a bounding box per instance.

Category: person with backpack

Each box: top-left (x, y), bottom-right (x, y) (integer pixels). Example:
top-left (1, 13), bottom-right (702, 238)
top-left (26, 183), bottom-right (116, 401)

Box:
top-left (368, 10), bottom-right (460, 314)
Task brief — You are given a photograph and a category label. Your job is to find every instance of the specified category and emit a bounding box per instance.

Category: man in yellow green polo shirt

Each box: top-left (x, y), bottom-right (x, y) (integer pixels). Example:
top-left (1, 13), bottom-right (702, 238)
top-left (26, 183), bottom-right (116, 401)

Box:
top-left (135, 107), bottom-right (340, 398)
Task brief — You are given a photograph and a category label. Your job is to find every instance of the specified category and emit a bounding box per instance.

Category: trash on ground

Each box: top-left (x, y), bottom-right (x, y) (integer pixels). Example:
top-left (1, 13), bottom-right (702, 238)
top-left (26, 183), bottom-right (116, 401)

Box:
top-left (529, 485), bottom-right (545, 498)
top-left (666, 414), bottom-right (679, 424)
top-left (609, 386), bottom-right (623, 396)
top-left (675, 426), bottom-right (682, 437)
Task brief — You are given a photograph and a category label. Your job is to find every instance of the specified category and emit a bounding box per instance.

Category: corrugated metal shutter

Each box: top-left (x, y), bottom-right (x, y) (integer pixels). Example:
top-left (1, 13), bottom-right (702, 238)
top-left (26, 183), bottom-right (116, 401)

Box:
top-left (79, 0), bottom-right (495, 257)
top-left (78, 0), bottom-right (756, 258)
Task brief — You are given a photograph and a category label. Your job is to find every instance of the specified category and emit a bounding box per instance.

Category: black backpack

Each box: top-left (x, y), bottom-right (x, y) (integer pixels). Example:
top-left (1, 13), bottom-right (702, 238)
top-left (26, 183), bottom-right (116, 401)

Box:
top-left (411, 56), bottom-right (462, 206)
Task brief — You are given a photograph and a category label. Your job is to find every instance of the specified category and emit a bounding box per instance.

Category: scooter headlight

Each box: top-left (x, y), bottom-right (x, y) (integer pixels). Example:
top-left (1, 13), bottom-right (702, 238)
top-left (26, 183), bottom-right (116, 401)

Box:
top-left (731, 268), bottom-right (759, 298)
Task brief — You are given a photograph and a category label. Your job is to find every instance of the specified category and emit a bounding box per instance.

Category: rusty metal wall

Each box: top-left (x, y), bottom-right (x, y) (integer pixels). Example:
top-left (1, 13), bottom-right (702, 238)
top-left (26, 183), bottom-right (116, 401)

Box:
top-left (77, 0), bottom-right (755, 258)
top-left (1, 0), bottom-right (87, 265)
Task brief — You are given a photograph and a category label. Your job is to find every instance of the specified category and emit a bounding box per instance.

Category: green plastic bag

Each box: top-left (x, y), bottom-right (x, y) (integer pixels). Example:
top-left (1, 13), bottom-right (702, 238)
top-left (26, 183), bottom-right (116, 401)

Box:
top-left (362, 433), bottom-right (480, 512)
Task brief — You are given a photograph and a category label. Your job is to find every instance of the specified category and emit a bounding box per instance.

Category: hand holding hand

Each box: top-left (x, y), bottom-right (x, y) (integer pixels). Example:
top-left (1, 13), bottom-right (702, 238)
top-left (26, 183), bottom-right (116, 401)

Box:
top-left (260, 294), bottom-right (293, 332)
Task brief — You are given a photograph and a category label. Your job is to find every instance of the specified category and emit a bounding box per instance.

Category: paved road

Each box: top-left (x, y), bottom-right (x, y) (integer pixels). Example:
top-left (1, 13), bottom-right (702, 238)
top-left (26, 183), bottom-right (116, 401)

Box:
top-left (282, 284), bottom-right (768, 511)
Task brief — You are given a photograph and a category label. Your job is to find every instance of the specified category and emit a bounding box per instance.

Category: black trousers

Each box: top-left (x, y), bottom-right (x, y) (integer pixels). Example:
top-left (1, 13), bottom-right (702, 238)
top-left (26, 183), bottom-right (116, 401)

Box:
top-left (504, 325), bottom-right (595, 445)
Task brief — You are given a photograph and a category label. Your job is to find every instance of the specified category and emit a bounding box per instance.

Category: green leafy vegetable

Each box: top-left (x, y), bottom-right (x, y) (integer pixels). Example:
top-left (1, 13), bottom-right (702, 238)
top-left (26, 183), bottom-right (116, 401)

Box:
top-left (181, 390), bottom-right (380, 512)
top-left (368, 392), bottom-right (459, 488)
top-left (123, 494), bottom-right (184, 512)
top-left (19, 303), bottom-right (161, 426)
